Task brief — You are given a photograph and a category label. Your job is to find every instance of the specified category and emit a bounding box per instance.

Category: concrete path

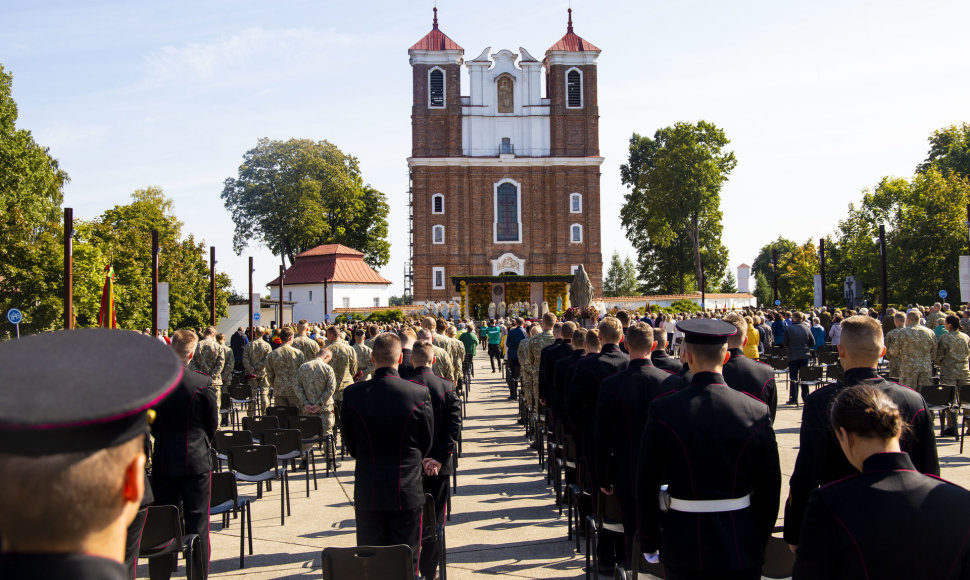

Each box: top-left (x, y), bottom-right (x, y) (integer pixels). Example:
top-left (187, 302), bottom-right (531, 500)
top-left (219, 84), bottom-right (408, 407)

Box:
top-left (142, 352), bottom-right (970, 579)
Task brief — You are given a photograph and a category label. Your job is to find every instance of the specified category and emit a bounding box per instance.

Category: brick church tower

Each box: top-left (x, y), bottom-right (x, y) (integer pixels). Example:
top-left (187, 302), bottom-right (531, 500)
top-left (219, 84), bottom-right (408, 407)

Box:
top-left (408, 8), bottom-right (603, 305)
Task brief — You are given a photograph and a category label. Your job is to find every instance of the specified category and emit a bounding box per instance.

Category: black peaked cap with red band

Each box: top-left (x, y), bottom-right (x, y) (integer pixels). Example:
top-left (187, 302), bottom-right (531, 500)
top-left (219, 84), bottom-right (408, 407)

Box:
top-left (675, 318), bottom-right (738, 345)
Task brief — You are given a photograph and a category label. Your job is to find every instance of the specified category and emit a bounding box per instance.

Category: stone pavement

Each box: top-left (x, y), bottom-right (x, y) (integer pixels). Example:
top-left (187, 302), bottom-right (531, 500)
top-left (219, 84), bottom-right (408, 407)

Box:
top-left (141, 353), bottom-right (970, 579)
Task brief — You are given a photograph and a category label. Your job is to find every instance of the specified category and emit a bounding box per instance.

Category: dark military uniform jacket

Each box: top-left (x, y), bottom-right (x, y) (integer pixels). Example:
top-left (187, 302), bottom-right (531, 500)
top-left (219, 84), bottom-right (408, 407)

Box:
top-left (784, 367), bottom-right (940, 545)
top-left (151, 368), bottom-right (218, 476)
top-left (0, 553), bottom-right (128, 579)
top-left (594, 358), bottom-right (680, 498)
top-left (341, 367), bottom-right (433, 511)
top-left (539, 339), bottom-right (573, 404)
top-left (408, 367), bottom-right (462, 476)
top-left (551, 348), bottom-right (585, 423)
top-left (793, 452), bottom-right (970, 579)
top-left (722, 347), bottom-right (778, 422)
top-left (650, 349), bottom-right (684, 375)
top-left (636, 371), bottom-right (781, 572)
top-left (565, 344), bottom-right (629, 468)
top-left (536, 338), bottom-right (563, 403)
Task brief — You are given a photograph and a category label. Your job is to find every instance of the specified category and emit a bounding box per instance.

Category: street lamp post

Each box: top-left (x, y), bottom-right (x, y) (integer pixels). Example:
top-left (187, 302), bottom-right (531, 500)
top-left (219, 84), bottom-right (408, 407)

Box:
top-left (209, 246), bottom-right (216, 326)
top-left (63, 208), bottom-right (73, 329)
top-left (879, 224), bottom-right (888, 310)
top-left (151, 230), bottom-right (159, 336)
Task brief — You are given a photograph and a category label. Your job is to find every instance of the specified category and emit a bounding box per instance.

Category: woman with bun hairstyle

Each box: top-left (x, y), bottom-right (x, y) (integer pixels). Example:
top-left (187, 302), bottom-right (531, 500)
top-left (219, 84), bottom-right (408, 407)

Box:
top-left (793, 385), bottom-right (970, 579)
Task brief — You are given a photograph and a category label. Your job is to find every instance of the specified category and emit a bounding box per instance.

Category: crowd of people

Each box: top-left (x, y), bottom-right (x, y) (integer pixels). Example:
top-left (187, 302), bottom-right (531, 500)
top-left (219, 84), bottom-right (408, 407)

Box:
top-left (3, 300), bottom-right (970, 579)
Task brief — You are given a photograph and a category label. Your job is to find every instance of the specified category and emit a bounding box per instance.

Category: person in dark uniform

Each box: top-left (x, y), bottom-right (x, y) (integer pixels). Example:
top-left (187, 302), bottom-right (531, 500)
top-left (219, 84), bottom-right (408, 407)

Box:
top-left (148, 329), bottom-right (218, 580)
top-left (565, 317), bottom-right (630, 574)
top-left (538, 321), bottom-right (575, 413)
top-left (398, 327), bottom-right (417, 379)
top-left (594, 323), bottom-right (680, 566)
top-left (551, 328), bottom-right (587, 428)
top-left (793, 385), bottom-right (970, 579)
top-left (0, 329), bottom-right (183, 580)
top-left (407, 341), bottom-right (462, 580)
top-left (721, 313), bottom-right (778, 421)
top-left (783, 315), bottom-right (939, 548)
top-left (650, 328), bottom-right (684, 375)
top-left (636, 318), bottom-right (781, 580)
top-left (124, 435), bottom-right (154, 579)
top-left (341, 333), bottom-right (433, 573)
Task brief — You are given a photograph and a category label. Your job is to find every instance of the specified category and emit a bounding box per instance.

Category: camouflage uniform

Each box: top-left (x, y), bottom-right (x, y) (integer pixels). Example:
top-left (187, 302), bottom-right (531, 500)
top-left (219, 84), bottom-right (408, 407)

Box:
top-left (243, 338), bottom-right (272, 412)
top-left (296, 358), bottom-right (337, 434)
top-left (266, 344), bottom-right (307, 408)
top-left (522, 330), bottom-right (555, 408)
top-left (517, 336), bottom-right (534, 407)
top-left (292, 334), bottom-right (320, 362)
top-left (219, 343), bottom-right (234, 387)
top-left (935, 330), bottom-right (970, 385)
top-left (960, 317), bottom-right (970, 337)
top-left (926, 310), bottom-right (946, 331)
top-left (431, 344), bottom-right (453, 381)
top-left (884, 327), bottom-right (902, 377)
top-left (327, 339), bottom-right (358, 403)
top-left (190, 337), bottom-right (225, 387)
top-left (887, 324), bottom-right (937, 391)
top-left (352, 341), bottom-right (374, 381)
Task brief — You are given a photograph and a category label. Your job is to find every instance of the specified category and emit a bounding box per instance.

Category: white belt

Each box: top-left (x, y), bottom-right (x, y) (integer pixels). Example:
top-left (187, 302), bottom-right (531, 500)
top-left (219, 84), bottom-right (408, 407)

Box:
top-left (659, 486), bottom-right (751, 513)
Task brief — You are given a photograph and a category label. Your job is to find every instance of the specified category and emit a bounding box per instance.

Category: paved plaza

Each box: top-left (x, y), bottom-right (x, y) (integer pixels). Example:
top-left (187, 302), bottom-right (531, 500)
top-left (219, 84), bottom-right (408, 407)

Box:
top-left (143, 352), bottom-right (970, 579)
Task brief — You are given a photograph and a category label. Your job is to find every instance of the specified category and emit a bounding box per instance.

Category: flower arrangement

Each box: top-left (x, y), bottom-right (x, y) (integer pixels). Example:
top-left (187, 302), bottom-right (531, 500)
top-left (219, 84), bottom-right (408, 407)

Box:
top-left (505, 281), bottom-right (531, 305)
top-left (459, 280), bottom-right (467, 319)
top-left (582, 305), bottom-right (600, 320)
top-left (563, 306), bottom-right (581, 321)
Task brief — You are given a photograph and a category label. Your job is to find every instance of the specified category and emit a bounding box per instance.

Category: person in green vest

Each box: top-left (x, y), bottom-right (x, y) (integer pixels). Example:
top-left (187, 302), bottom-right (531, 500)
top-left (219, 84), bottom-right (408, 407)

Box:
top-left (486, 319), bottom-right (503, 372)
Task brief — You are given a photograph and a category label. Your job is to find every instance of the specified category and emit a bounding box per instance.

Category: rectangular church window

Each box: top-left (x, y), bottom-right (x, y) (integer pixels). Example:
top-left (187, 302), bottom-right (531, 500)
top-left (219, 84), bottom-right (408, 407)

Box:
top-left (496, 182), bottom-right (520, 242)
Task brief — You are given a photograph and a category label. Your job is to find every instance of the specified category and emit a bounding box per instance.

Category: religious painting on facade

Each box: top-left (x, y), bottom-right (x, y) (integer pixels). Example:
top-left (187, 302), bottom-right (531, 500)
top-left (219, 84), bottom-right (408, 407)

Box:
top-left (497, 75), bottom-right (514, 113)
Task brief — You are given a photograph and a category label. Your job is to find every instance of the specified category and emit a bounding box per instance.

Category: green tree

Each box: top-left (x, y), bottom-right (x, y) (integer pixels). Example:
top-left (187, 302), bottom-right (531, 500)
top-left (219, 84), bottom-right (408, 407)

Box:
top-left (0, 64), bottom-right (70, 334)
top-left (221, 138), bottom-right (391, 268)
top-left (918, 123), bottom-right (970, 180)
top-left (720, 267), bottom-right (738, 293)
top-left (83, 187), bottom-right (232, 329)
top-left (603, 252), bottom-right (640, 297)
top-left (620, 121), bottom-right (736, 294)
top-left (753, 271), bottom-right (772, 307)
top-left (777, 240), bottom-right (819, 309)
top-left (751, 237), bottom-right (797, 302)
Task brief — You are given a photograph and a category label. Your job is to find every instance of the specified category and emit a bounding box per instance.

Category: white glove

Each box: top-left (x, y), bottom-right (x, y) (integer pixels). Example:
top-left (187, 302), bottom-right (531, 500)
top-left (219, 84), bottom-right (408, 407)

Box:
top-left (644, 551), bottom-right (660, 564)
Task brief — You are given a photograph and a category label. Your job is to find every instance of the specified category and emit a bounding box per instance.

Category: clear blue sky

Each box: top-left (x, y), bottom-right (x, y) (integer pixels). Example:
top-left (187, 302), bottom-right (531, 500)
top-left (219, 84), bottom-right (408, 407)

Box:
top-left (3, 0), bottom-right (968, 297)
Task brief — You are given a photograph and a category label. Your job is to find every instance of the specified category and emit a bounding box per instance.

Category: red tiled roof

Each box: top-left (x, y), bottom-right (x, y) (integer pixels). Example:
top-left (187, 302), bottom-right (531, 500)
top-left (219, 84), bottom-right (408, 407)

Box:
top-left (410, 8), bottom-right (462, 52)
top-left (547, 9), bottom-right (600, 53)
top-left (267, 244), bottom-right (391, 286)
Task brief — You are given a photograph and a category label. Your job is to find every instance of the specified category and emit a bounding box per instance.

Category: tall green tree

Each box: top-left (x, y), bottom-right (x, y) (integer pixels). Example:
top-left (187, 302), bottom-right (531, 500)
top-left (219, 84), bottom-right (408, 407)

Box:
top-left (603, 252), bottom-right (640, 297)
top-left (777, 240), bottom-right (819, 309)
top-left (751, 237), bottom-right (797, 302)
top-left (620, 121), bottom-right (736, 294)
top-left (0, 64), bottom-right (70, 334)
top-left (720, 267), bottom-right (738, 293)
top-left (753, 271), bottom-right (772, 307)
top-left (918, 123), bottom-right (970, 180)
top-left (221, 138), bottom-right (391, 268)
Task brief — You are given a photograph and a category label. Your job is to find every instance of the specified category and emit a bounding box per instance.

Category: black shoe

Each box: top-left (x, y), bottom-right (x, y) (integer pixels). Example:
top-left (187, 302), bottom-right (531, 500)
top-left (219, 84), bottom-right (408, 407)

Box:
top-left (786, 399), bottom-right (798, 405)
top-left (507, 395), bottom-right (515, 400)
top-left (942, 427), bottom-right (957, 437)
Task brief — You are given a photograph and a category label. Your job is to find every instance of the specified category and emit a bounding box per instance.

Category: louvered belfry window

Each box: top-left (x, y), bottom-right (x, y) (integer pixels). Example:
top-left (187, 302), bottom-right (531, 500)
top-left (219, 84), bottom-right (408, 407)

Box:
top-left (429, 69), bottom-right (445, 107)
top-left (566, 70), bottom-right (582, 108)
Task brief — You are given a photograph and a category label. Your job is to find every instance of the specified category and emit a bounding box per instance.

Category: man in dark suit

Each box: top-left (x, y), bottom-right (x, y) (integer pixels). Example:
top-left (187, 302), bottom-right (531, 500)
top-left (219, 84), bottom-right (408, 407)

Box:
top-left (636, 319), bottom-right (780, 580)
top-left (551, 328), bottom-right (587, 428)
top-left (650, 328), bottom-right (684, 375)
top-left (149, 329), bottom-right (219, 580)
top-left (595, 323), bottom-right (680, 567)
top-left (539, 321), bottom-right (576, 410)
top-left (407, 341), bottom-right (462, 580)
top-left (721, 313), bottom-right (778, 421)
top-left (783, 315), bottom-right (939, 548)
top-left (341, 333), bottom-right (433, 573)
top-left (565, 317), bottom-right (630, 574)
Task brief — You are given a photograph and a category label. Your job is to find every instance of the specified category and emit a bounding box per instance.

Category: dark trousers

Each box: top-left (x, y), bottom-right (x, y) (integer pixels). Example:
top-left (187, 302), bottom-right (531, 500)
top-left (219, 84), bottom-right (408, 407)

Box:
top-left (355, 506), bottom-right (422, 574)
top-left (487, 344), bottom-right (502, 371)
top-left (664, 566), bottom-right (760, 580)
top-left (788, 358), bottom-right (809, 402)
top-left (507, 359), bottom-right (520, 398)
top-left (149, 471), bottom-right (210, 580)
top-left (420, 475), bottom-right (449, 579)
top-left (125, 505), bottom-right (149, 579)
top-left (618, 494), bottom-right (638, 569)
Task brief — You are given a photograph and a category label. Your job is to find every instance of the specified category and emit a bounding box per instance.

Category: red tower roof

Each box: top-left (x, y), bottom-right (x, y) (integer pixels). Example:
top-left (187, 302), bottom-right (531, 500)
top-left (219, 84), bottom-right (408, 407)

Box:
top-left (547, 8), bottom-right (600, 53)
top-left (409, 7), bottom-right (463, 52)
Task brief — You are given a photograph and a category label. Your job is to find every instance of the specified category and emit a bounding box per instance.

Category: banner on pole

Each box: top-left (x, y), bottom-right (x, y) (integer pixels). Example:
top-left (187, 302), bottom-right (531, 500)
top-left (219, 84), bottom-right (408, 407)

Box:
top-left (960, 256), bottom-right (970, 303)
top-left (813, 275), bottom-right (822, 308)
top-left (158, 282), bottom-right (170, 331)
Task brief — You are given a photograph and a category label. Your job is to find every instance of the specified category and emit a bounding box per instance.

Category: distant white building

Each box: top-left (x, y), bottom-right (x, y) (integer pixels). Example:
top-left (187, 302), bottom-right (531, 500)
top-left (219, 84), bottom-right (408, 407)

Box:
top-left (268, 244), bottom-right (392, 323)
top-left (737, 263), bottom-right (751, 293)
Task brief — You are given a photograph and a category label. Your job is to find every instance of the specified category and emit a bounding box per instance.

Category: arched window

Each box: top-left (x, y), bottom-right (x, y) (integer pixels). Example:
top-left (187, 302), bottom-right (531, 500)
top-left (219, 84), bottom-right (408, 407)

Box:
top-left (432, 225), bottom-right (445, 244)
top-left (494, 180), bottom-right (522, 243)
top-left (570, 223), bottom-right (583, 243)
top-left (429, 67), bottom-right (445, 108)
top-left (569, 193), bottom-right (582, 213)
top-left (566, 68), bottom-right (582, 108)
top-left (497, 74), bottom-right (514, 113)
top-left (432, 193), bottom-right (444, 214)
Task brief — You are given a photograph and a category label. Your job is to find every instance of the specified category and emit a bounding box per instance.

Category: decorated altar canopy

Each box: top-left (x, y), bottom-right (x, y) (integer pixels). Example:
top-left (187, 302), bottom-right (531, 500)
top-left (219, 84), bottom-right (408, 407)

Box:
top-left (451, 274), bottom-right (574, 320)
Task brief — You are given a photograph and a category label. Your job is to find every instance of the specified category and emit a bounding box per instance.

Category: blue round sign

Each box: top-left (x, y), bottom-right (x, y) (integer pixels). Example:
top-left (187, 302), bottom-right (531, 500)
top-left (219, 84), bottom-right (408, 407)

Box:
top-left (253, 312), bottom-right (261, 321)
top-left (774, 299), bottom-right (781, 306)
top-left (6, 308), bottom-right (22, 325)
top-left (939, 290), bottom-right (948, 299)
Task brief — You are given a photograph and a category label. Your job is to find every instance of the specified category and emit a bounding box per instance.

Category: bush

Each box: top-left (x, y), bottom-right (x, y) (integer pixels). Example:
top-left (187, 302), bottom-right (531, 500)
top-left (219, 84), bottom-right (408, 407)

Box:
top-left (670, 299), bottom-right (701, 313)
top-left (365, 309), bottom-right (405, 323)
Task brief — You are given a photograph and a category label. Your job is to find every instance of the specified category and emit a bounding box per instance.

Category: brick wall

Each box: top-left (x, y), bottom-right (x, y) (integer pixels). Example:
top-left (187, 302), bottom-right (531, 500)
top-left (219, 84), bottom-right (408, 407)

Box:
top-left (411, 63), bottom-right (463, 157)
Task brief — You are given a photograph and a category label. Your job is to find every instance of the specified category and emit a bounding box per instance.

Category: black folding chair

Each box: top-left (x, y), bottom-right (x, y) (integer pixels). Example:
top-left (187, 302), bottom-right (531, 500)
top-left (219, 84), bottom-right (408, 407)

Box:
top-left (321, 545), bottom-right (413, 580)
top-left (229, 444), bottom-right (290, 526)
top-left (613, 532), bottom-right (664, 580)
top-left (241, 415), bottom-right (280, 443)
top-left (138, 505), bottom-right (203, 580)
top-left (585, 491), bottom-right (624, 579)
top-left (798, 365), bottom-right (825, 397)
top-left (227, 382), bottom-right (255, 429)
top-left (923, 384), bottom-right (956, 438)
top-left (826, 363), bottom-right (844, 382)
top-left (288, 414), bottom-right (337, 476)
top-left (209, 471), bottom-right (252, 569)
top-left (265, 405), bottom-right (300, 425)
top-left (564, 435), bottom-right (590, 551)
top-left (421, 493), bottom-right (447, 580)
top-left (213, 430), bottom-right (254, 472)
top-left (762, 525), bottom-right (796, 579)
top-left (262, 428), bottom-right (317, 497)
top-left (958, 384), bottom-right (970, 453)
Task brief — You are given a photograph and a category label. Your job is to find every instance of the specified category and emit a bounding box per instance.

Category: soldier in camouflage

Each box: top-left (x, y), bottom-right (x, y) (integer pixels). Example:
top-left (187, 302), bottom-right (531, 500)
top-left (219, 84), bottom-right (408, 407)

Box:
top-left (292, 321), bottom-right (321, 362)
top-left (364, 325), bottom-right (379, 349)
top-left (425, 318), bottom-right (460, 384)
top-left (265, 327), bottom-right (307, 408)
top-left (960, 310), bottom-right (970, 336)
top-left (445, 325), bottom-right (466, 390)
top-left (326, 326), bottom-right (358, 406)
top-left (243, 326), bottom-right (272, 414)
top-left (935, 314), bottom-right (969, 434)
top-left (216, 333), bottom-right (234, 387)
top-left (925, 303), bottom-right (946, 332)
top-left (296, 346), bottom-right (338, 435)
top-left (884, 312), bottom-right (906, 378)
top-left (351, 328), bottom-right (374, 381)
top-left (417, 329), bottom-right (452, 380)
top-left (887, 310), bottom-right (937, 392)
top-left (521, 313), bottom-right (557, 411)
top-left (190, 326), bottom-right (225, 388)
top-left (439, 321), bottom-right (464, 384)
